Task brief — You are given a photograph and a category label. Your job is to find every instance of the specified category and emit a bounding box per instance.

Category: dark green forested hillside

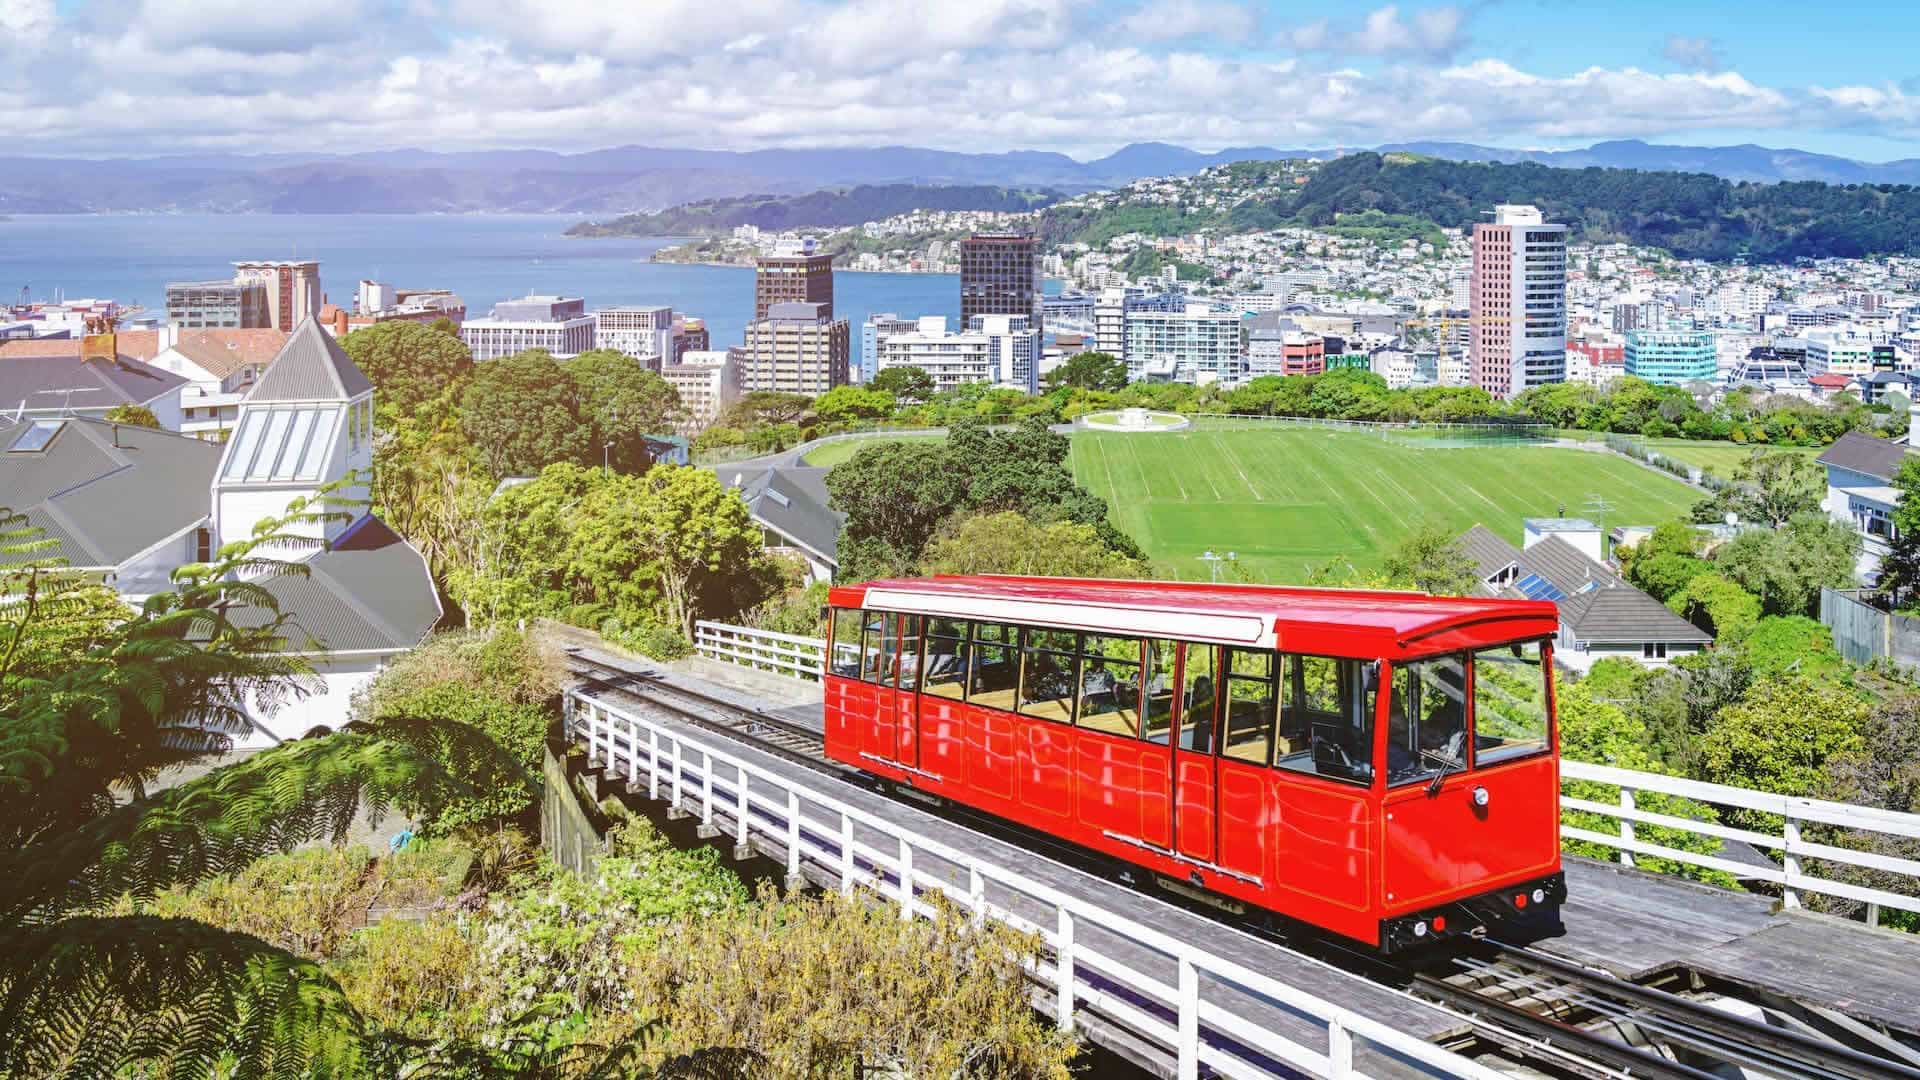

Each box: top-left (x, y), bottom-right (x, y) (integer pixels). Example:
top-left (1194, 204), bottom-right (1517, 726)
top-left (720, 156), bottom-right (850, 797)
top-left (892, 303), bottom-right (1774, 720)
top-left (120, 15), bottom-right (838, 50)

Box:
top-left (567, 183), bottom-right (1061, 237)
top-left (1280, 153), bottom-right (1920, 261)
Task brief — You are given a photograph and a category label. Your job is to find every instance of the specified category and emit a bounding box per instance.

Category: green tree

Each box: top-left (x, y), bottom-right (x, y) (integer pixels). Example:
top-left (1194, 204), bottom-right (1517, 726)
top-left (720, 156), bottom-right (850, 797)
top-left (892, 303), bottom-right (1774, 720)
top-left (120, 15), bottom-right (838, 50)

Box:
top-left (920, 512), bottom-right (1147, 578)
top-left (1878, 456), bottom-right (1920, 609)
top-left (1703, 675), bottom-right (1867, 825)
top-left (1378, 523), bottom-right (1480, 596)
top-left (1041, 351), bottom-right (1127, 393)
top-left (813, 384), bottom-right (897, 425)
top-left (870, 365), bottom-right (935, 403)
top-left (1737, 615), bottom-right (1848, 683)
top-left (101, 403), bottom-right (161, 429)
top-left (1713, 513), bottom-right (1859, 617)
top-left (458, 349), bottom-right (591, 478)
top-left (1620, 520), bottom-right (1709, 602)
top-left (341, 320), bottom-right (476, 420)
top-left (1691, 450), bottom-right (1827, 528)
top-left (566, 350), bottom-right (683, 473)
top-left (1667, 571), bottom-right (1761, 642)
top-left (825, 441), bottom-right (960, 579)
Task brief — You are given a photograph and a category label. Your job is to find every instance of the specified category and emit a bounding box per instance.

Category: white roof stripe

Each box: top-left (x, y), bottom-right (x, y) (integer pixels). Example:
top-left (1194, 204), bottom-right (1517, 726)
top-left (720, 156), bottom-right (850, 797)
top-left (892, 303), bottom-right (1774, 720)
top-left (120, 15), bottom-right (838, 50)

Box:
top-left (861, 587), bottom-right (1274, 647)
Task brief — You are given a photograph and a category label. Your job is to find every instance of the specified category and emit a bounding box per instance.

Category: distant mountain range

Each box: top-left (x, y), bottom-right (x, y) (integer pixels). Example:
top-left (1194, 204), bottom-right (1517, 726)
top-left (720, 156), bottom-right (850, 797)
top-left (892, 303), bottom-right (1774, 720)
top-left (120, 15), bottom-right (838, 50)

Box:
top-left (3, 139), bottom-right (1918, 215)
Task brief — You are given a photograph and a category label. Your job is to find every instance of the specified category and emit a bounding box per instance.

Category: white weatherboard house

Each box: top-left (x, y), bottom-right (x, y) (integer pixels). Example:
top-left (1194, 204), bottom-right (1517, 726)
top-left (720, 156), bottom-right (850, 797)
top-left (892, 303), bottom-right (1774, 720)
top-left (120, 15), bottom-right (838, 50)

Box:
top-left (0, 316), bottom-right (439, 746)
top-left (1816, 421), bottom-right (1918, 584)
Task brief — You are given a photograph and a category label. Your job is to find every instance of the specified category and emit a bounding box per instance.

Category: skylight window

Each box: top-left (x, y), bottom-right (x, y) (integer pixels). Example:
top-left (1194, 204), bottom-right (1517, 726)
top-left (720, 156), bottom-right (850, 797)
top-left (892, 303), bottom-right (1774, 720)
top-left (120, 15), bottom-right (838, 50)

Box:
top-left (220, 407), bottom-right (338, 482)
top-left (8, 419), bottom-right (64, 453)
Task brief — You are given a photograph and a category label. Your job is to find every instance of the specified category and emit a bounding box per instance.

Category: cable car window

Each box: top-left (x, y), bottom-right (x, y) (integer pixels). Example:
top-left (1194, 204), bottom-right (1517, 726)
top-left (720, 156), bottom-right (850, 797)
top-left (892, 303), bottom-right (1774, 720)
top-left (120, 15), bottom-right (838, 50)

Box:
top-left (1077, 635), bottom-right (1142, 738)
top-left (1275, 656), bottom-right (1376, 786)
top-left (1178, 643), bottom-right (1217, 753)
top-left (1142, 639), bottom-right (1178, 744)
top-left (1222, 649), bottom-right (1278, 764)
top-left (922, 618), bottom-right (970, 700)
top-left (829, 608), bottom-right (865, 679)
top-left (1389, 654), bottom-right (1469, 786)
top-left (894, 614), bottom-right (924, 691)
top-left (1018, 628), bottom-right (1079, 724)
top-left (968, 622), bottom-right (1020, 710)
top-left (1472, 641), bottom-right (1549, 765)
top-left (864, 611), bottom-right (900, 685)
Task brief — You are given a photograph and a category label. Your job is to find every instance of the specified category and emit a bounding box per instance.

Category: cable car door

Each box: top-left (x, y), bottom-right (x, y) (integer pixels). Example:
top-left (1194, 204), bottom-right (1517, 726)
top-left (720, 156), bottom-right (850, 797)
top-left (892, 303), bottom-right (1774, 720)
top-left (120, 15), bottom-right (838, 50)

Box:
top-left (860, 611), bottom-right (902, 767)
top-left (893, 614), bottom-right (924, 769)
top-left (1171, 643), bottom-right (1220, 865)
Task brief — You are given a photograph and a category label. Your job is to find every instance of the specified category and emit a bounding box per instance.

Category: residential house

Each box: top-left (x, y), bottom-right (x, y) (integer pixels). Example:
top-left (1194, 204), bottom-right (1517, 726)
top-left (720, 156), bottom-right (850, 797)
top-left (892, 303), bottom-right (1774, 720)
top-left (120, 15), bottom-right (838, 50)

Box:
top-left (0, 337), bottom-right (186, 428)
top-left (1457, 524), bottom-right (1711, 671)
top-left (0, 316), bottom-right (440, 746)
top-left (146, 327), bottom-right (289, 440)
top-left (714, 463), bottom-right (844, 583)
top-left (1816, 427), bottom-right (1916, 582)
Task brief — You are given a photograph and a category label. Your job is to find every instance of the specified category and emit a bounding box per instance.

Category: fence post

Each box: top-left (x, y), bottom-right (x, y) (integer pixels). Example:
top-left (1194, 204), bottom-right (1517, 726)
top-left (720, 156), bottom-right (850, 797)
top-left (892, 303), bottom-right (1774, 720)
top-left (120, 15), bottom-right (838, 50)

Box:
top-left (648, 728), bottom-right (660, 800)
top-left (700, 751), bottom-right (714, 832)
top-left (735, 770), bottom-right (751, 857)
top-left (1783, 815), bottom-right (1802, 909)
top-left (970, 865), bottom-right (986, 927)
top-left (1177, 956), bottom-right (1199, 1080)
top-left (841, 813), bottom-right (856, 894)
top-left (898, 837), bottom-right (914, 919)
top-left (626, 714), bottom-right (639, 788)
top-left (668, 739), bottom-right (685, 818)
top-left (1868, 902), bottom-right (1882, 928)
top-left (785, 789), bottom-right (803, 887)
top-left (1327, 1019), bottom-right (1353, 1080)
top-left (1619, 788), bottom-right (1637, 868)
top-left (1056, 906), bottom-right (1076, 1031)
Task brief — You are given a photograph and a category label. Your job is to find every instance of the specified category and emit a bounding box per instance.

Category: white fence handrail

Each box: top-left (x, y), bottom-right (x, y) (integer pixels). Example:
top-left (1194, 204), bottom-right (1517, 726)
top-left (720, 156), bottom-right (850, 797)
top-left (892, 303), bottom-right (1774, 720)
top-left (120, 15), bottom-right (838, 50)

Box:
top-left (565, 687), bottom-right (1505, 1080)
top-left (690, 621), bottom-right (1920, 926)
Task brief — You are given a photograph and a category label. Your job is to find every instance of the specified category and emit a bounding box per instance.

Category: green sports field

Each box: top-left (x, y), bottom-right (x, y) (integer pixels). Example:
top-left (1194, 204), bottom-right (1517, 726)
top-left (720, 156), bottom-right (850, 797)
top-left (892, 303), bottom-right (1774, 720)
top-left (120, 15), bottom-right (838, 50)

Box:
top-left (800, 434), bottom-right (943, 467)
top-left (1069, 424), bottom-right (1701, 582)
top-left (1634, 438), bottom-right (1824, 479)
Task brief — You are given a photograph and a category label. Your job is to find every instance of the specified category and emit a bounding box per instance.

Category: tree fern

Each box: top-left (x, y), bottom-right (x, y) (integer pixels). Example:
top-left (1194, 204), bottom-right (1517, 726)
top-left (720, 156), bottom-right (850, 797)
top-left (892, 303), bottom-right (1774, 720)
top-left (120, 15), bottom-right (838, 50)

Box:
top-left (0, 916), bottom-right (366, 1079)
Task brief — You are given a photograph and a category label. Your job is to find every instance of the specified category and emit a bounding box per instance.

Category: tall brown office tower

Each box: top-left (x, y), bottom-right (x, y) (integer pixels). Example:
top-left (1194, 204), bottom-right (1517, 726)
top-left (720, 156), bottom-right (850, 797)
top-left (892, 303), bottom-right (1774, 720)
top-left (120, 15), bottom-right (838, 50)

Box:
top-left (959, 233), bottom-right (1042, 338)
top-left (754, 243), bottom-right (834, 321)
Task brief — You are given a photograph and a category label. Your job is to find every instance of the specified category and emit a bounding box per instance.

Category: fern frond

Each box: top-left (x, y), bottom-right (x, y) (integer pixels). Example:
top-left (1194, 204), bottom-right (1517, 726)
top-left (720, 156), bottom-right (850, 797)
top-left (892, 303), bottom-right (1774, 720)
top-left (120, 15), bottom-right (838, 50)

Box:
top-left (0, 916), bottom-right (365, 1079)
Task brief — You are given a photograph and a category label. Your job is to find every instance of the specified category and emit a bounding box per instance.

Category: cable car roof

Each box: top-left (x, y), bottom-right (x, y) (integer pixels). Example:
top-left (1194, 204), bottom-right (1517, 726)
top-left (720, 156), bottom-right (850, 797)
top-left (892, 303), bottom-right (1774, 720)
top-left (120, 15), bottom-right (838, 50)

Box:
top-left (830, 575), bottom-right (1560, 659)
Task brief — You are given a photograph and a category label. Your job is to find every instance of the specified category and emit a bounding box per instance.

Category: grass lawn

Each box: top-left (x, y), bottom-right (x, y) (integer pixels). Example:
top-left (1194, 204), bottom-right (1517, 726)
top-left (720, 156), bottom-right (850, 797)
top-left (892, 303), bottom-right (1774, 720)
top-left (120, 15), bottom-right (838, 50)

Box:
top-left (801, 434), bottom-right (944, 467)
top-left (1635, 438), bottom-right (1824, 479)
top-left (1069, 424), bottom-right (1701, 583)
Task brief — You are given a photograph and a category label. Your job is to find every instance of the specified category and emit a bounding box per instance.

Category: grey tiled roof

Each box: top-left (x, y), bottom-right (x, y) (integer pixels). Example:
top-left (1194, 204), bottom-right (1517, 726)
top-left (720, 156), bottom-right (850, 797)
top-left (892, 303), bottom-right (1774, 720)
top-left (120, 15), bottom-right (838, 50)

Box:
top-left (1458, 524), bottom-right (1521, 583)
top-left (1817, 431), bottom-right (1911, 482)
top-left (0, 351), bottom-right (187, 410)
top-left (715, 463), bottom-right (844, 566)
top-left (1517, 535), bottom-right (1620, 597)
top-left (256, 516), bottom-right (441, 653)
top-left (246, 317), bottom-right (374, 403)
top-left (0, 417), bottom-right (217, 567)
top-left (1559, 585), bottom-right (1712, 645)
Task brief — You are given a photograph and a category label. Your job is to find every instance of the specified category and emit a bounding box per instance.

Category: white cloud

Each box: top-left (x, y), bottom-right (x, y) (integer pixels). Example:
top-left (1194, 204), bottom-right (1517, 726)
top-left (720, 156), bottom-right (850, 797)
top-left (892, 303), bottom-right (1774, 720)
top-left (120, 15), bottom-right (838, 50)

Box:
top-left (446, 0), bottom-right (789, 62)
top-left (1662, 34), bottom-right (1723, 72)
top-left (1284, 5), bottom-right (1469, 61)
top-left (134, 0), bottom-right (364, 54)
top-left (1115, 0), bottom-right (1259, 44)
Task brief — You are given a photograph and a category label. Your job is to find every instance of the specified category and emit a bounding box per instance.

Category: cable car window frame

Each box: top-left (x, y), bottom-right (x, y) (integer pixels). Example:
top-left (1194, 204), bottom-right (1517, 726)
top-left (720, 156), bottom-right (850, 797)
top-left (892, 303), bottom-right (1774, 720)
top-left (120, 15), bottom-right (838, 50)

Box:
top-left (1272, 654), bottom-right (1378, 788)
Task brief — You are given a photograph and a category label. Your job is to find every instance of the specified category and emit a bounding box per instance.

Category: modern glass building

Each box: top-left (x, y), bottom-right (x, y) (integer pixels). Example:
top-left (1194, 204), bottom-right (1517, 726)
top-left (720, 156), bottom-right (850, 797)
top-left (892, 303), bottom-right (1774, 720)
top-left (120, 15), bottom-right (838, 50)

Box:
top-left (1624, 329), bottom-right (1717, 385)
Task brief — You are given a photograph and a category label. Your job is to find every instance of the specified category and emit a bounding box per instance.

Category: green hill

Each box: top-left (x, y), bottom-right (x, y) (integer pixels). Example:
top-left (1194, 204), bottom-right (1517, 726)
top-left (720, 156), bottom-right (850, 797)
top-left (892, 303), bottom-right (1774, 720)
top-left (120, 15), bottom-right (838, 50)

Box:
top-left (568, 184), bottom-right (1061, 237)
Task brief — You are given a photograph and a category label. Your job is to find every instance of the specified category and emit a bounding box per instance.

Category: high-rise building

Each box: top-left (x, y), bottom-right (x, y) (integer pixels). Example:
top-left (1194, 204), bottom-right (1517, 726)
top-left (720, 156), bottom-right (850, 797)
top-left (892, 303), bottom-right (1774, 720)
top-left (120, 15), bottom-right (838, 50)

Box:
top-left (960, 233), bottom-right (1042, 338)
top-left (459, 294), bottom-right (596, 361)
top-left (1123, 304), bottom-right (1246, 384)
top-left (860, 313), bottom-right (918, 383)
top-left (1245, 314), bottom-right (1325, 377)
top-left (1623, 330), bottom-right (1717, 385)
top-left (1469, 205), bottom-right (1566, 399)
top-left (1094, 287), bottom-right (1183, 363)
top-left (594, 305), bottom-right (675, 368)
top-left (754, 241), bottom-right (833, 321)
top-left (737, 302), bottom-right (849, 394)
top-left (875, 315), bottom-right (1041, 394)
top-left (233, 260), bottom-right (322, 332)
top-left (166, 280), bottom-right (270, 329)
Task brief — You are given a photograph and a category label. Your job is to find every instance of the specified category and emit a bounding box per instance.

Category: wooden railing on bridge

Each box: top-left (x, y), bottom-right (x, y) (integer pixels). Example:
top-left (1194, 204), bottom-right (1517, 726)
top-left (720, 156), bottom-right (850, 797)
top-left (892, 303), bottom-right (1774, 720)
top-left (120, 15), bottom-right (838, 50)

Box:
top-left (691, 621), bottom-right (1920, 927)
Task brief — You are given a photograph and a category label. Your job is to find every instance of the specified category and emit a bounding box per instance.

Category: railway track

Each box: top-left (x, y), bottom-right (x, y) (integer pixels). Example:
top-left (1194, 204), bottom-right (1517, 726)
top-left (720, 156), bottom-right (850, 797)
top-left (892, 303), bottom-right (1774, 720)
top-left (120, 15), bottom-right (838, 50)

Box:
top-left (560, 645), bottom-right (1920, 1080)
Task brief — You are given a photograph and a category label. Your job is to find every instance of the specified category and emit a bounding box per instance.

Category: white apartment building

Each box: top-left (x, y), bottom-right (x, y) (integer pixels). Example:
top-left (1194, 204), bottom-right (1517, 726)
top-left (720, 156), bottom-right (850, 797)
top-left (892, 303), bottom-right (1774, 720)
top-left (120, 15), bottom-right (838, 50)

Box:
top-left (1123, 304), bottom-right (1246, 384)
top-left (594, 305), bottom-right (675, 368)
top-left (460, 294), bottom-right (596, 361)
top-left (1371, 349), bottom-right (1418, 390)
top-left (661, 349), bottom-right (742, 433)
top-left (1803, 328), bottom-right (1878, 378)
top-left (875, 315), bottom-right (1041, 393)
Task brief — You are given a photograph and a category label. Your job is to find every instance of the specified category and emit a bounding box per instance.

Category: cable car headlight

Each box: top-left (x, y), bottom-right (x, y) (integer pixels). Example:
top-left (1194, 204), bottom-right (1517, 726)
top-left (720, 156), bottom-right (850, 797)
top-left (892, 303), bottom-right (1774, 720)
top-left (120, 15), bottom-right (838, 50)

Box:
top-left (1413, 921), bottom-right (1428, 937)
top-left (1532, 888), bottom-right (1546, 904)
top-left (1471, 786), bottom-right (1490, 807)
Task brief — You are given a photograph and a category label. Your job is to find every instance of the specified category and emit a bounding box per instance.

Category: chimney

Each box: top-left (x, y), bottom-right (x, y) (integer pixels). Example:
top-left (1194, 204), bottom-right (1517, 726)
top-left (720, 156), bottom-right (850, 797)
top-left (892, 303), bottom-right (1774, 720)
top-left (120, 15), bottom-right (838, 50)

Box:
top-left (333, 308), bottom-right (349, 337)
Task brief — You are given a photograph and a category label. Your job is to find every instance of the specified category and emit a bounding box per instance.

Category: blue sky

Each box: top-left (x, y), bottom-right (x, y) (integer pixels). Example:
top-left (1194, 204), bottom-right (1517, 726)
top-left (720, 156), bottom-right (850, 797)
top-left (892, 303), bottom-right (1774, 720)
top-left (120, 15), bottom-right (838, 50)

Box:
top-left (2, 0), bottom-right (1917, 160)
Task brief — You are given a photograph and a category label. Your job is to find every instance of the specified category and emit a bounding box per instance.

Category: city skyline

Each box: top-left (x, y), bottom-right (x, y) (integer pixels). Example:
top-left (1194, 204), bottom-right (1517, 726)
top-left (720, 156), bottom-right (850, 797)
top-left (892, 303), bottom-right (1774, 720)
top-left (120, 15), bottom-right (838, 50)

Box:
top-left (2, 1), bottom-right (1918, 162)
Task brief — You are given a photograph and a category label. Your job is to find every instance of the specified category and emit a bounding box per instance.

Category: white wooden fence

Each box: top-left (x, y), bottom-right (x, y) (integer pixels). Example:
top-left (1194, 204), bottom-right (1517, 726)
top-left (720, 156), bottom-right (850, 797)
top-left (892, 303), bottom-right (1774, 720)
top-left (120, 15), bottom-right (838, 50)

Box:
top-left (692, 621), bottom-right (1920, 926)
top-left (564, 688), bottom-right (1504, 1080)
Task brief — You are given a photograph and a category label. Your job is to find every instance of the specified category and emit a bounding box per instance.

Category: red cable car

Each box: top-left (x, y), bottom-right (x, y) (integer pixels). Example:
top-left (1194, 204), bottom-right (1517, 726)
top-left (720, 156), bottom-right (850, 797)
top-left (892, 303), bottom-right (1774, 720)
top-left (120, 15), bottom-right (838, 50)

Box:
top-left (823, 575), bottom-right (1566, 951)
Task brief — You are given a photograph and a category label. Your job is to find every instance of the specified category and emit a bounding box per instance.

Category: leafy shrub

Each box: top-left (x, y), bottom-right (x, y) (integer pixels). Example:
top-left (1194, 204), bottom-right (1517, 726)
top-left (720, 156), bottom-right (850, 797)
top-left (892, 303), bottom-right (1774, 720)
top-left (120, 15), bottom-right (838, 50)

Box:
top-left (355, 627), bottom-right (562, 715)
top-left (603, 616), bottom-right (693, 661)
top-left (148, 846), bottom-right (378, 960)
top-left (330, 915), bottom-right (481, 1042)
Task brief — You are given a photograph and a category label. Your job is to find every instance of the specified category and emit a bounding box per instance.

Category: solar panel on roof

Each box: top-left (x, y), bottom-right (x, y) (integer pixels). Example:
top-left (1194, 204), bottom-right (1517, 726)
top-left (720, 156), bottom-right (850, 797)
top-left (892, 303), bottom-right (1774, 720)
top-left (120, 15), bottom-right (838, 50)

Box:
top-left (1513, 574), bottom-right (1565, 601)
top-left (8, 419), bottom-right (64, 453)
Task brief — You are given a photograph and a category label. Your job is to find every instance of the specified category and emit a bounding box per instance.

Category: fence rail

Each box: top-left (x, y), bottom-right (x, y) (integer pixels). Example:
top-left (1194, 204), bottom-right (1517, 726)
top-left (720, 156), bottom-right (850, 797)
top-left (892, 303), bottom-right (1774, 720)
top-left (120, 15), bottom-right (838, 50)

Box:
top-left (694, 620), bottom-right (826, 681)
top-left (691, 621), bottom-right (1920, 926)
top-left (564, 687), bottom-right (1502, 1080)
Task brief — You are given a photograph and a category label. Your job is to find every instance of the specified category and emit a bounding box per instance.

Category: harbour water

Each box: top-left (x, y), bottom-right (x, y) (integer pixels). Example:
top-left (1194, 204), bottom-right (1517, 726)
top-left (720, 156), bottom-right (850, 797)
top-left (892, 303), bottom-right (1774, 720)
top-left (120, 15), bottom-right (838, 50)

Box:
top-left (0, 214), bottom-right (968, 370)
